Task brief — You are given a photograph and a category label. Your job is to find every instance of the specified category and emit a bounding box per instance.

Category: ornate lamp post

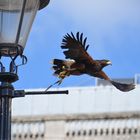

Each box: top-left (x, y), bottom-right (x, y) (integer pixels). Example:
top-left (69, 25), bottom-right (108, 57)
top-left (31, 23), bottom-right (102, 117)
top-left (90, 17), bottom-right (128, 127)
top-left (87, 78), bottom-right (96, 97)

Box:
top-left (0, 0), bottom-right (68, 139)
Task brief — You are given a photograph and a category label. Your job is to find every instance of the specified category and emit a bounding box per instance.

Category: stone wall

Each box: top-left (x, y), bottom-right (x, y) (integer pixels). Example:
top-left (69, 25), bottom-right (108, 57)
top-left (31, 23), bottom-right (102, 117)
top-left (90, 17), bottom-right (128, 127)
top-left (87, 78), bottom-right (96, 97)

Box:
top-left (12, 112), bottom-right (140, 140)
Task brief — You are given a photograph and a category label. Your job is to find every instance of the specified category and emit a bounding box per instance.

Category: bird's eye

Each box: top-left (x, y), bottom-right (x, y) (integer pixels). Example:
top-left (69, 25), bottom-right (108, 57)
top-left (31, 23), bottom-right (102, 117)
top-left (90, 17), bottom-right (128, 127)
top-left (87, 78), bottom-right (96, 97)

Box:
top-left (62, 66), bottom-right (65, 69)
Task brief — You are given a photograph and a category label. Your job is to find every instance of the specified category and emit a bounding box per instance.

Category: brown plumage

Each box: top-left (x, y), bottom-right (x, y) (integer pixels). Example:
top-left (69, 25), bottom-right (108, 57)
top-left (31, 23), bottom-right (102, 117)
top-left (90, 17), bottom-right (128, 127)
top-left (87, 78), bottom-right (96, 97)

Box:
top-left (51, 32), bottom-right (135, 92)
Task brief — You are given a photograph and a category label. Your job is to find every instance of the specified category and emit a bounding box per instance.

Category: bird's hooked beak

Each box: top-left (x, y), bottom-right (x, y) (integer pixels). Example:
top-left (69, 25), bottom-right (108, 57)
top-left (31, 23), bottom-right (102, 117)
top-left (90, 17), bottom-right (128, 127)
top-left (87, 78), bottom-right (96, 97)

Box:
top-left (107, 61), bottom-right (112, 65)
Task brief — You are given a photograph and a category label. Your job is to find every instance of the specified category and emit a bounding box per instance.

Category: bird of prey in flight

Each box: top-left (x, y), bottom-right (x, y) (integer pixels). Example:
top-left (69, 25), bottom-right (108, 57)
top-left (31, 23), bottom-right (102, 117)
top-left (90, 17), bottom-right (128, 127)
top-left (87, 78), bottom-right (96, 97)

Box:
top-left (50, 32), bottom-right (135, 92)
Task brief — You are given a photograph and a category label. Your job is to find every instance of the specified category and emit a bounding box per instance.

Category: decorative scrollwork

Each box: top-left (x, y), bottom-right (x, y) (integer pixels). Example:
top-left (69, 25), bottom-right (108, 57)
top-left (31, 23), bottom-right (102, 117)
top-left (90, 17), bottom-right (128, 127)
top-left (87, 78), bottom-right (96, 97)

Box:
top-left (0, 54), bottom-right (27, 74)
top-left (9, 54), bottom-right (28, 73)
top-left (0, 44), bottom-right (27, 74)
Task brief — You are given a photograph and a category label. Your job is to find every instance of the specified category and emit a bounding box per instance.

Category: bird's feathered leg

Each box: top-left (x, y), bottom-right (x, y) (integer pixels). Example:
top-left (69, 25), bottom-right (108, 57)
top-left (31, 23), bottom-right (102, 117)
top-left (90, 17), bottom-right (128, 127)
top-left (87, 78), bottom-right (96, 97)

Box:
top-left (45, 70), bottom-right (70, 91)
top-left (45, 78), bottom-right (64, 91)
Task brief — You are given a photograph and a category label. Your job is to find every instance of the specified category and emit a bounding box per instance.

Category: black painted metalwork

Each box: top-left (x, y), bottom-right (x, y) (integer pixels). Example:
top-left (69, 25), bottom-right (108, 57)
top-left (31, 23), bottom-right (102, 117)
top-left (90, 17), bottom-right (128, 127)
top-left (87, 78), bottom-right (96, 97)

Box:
top-left (14, 90), bottom-right (68, 98)
top-left (0, 60), bottom-right (68, 140)
top-left (0, 73), bottom-right (18, 140)
top-left (39, 0), bottom-right (50, 10)
top-left (0, 44), bottom-right (23, 57)
top-left (24, 90), bottom-right (68, 95)
top-left (0, 51), bottom-right (68, 140)
top-left (16, 0), bottom-right (27, 45)
top-left (0, 1), bottom-right (69, 140)
top-left (0, 0), bottom-right (50, 57)
top-left (0, 97), bottom-right (12, 139)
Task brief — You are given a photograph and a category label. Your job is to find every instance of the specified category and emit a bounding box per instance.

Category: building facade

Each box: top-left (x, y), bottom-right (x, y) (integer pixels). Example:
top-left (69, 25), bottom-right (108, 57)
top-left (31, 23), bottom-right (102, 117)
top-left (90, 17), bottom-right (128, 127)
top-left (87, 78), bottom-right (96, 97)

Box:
top-left (12, 79), bottom-right (140, 140)
top-left (12, 112), bottom-right (140, 140)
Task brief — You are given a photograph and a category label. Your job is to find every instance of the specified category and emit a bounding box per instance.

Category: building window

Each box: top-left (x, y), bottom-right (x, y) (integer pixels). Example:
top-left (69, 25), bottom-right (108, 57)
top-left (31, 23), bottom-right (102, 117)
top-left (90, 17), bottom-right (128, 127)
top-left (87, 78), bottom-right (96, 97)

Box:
top-left (35, 134), bottom-right (39, 138)
top-left (134, 128), bottom-right (138, 135)
top-left (123, 128), bottom-right (126, 135)
top-left (100, 129), bottom-right (103, 135)
top-left (106, 129), bottom-right (109, 135)
top-left (88, 129), bottom-right (92, 136)
top-left (19, 134), bottom-right (22, 139)
top-left (128, 128), bottom-right (132, 135)
top-left (83, 130), bottom-right (86, 136)
top-left (111, 129), bottom-right (115, 135)
top-left (30, 134), bottom-right (33, 138)
top-left (72, 131), bottom-right (75, 137)
top-left (24, 134), bottom-right (27, 138)
top-left (13, 134), bottom-right (16, 138)
top-left (66, 132), bottom-right (70, 137)
top-left (77, 130), bottom-right (81, 136)
top-left (41, 133), bottom-right (44, 138)
top-left (94, 129), bottom-right (98, 136)
top-left (117, 128), bottom-right (121, 135)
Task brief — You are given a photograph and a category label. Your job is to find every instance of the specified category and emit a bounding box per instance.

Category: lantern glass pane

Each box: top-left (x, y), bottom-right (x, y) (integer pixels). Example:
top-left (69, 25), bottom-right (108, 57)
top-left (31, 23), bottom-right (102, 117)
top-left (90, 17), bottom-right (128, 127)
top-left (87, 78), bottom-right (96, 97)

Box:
top-left (19, 0), bottom-right (39, 48)
top-left (0, 0), bottom-right (40, 56)
top-left (0, 0), bottom-right (23, 44)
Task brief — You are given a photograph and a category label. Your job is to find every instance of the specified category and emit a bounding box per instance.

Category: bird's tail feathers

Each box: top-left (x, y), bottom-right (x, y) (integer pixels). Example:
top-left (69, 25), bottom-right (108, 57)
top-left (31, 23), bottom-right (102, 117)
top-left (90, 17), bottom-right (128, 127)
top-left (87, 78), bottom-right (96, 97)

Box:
top-left (52, 59), bottom-right (65, 66)
top-left (110, 80), bottom-right (135, 92)
top-left (52, 59), bottom-right (72, 82)
top-left (52, 59), bottom-right (66, 76)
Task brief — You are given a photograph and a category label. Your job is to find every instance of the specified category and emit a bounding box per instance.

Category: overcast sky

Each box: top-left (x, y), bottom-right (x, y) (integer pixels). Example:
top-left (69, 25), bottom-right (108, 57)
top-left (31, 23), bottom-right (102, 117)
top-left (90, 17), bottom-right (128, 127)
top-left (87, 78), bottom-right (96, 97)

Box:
top-left (14, 0), bottom-right (140, 89)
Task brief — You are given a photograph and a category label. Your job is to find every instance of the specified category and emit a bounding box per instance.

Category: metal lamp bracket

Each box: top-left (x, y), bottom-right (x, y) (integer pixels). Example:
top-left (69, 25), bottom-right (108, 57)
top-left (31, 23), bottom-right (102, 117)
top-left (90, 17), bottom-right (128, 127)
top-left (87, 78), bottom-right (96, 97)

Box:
top-left (9, 54), bottom-right (28, 74)
top-left (0, 54), bottom-right (27, 74)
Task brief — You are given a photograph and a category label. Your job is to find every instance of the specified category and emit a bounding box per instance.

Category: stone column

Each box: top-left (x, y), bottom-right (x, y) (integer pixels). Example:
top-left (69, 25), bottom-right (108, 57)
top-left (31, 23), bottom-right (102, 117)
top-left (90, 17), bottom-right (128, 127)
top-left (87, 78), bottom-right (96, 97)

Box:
top-left (44, 120), bottom-right (65, 140)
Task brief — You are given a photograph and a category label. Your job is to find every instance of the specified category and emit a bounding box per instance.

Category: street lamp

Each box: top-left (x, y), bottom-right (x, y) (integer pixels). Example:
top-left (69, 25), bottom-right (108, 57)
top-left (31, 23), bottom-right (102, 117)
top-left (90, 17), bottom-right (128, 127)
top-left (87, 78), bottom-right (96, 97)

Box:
top-left (0, 0), bottom-right (50, 57)
top-left (0, 0), bottom-right (68, 140)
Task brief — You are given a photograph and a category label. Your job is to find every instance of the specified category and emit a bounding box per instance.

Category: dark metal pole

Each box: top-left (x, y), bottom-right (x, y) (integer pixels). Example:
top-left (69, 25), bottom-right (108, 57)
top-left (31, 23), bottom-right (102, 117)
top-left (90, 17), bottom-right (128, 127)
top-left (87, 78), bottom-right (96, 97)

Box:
top-left (0, 72), bottom-right (69, 140)
top-left (0, 73), bottom-right (18, 140)
top-left (24, 90), bottom-right (69, 95)
top-left (0, 83), bottom-right (13, 140)
top-left (0, 97), bottom-right (12, 139)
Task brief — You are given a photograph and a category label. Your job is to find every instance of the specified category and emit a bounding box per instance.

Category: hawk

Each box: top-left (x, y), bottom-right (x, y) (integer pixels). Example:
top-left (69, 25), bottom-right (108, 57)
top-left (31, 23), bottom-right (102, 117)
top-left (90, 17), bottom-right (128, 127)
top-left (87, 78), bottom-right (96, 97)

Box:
top-left (50, 32), bottom-right (135, 92)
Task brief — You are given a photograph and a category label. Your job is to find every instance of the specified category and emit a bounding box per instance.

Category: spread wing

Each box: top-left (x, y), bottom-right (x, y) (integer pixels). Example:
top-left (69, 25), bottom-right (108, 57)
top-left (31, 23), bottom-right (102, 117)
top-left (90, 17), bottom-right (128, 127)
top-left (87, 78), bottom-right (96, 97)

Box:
top-left (94, 71), bottom-right (110, 81)
top-left (61, 32), bottom-right (96, 65)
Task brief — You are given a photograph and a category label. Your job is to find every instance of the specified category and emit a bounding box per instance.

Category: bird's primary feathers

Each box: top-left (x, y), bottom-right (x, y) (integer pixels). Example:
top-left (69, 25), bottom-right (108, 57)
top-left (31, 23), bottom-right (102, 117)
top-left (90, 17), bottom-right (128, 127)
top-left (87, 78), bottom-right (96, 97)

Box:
top-left (51, 32), bottom-right (135, 92)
